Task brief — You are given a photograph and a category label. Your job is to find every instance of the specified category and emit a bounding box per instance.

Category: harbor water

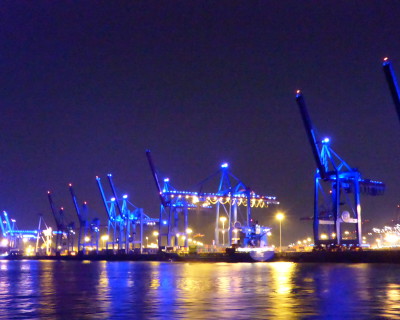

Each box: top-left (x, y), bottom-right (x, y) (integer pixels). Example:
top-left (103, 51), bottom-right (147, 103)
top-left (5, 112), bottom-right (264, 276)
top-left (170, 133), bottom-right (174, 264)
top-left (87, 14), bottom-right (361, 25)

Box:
top-left (1, 260), bottom-right (400, 319)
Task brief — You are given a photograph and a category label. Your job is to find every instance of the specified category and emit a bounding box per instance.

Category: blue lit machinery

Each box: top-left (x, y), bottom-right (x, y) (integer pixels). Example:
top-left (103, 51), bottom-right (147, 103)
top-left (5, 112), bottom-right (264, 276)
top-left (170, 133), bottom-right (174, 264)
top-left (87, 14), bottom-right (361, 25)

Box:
top-left (68, 184), bottom-right (99, 254)
top-left (0, 211), bottom-right (39, 250)
top-left (47, 191), bottom-right (74, 254)
top-left (382, 57), bottom-right (400, 123)
top-left (96, 174), bottom-right (156, 253)
top-left (96, 176), bottom-right (122, 250)
top-left (161, 177), bottom-right (192, 247)
top-left (296, 91), bottom-right (385, 249)
top-left (196, 163), bottom-right (278, 246)
top-left (146, 150), bottom-right (194, 247)
top-left (146, 150), bottom-right (278, 248)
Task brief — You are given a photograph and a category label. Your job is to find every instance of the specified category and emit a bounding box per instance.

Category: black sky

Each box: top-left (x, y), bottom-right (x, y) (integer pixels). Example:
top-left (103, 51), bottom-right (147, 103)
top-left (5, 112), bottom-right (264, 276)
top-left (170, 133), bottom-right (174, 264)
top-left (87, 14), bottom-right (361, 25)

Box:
top-left (1, 1), bottom-right (400, 244)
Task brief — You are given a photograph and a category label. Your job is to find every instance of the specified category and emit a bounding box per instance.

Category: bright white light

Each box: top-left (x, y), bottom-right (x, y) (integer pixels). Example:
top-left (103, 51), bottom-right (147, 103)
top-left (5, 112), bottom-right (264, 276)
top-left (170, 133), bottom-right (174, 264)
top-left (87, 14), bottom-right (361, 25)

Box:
top-left (221, 163), bottom-right (229, 168)
top-left (122, 195), bottom-right (128, 199)
top-left (322, 137), bottom-right (330, 143)
top-left (164, 178), bottom-right (169, 182)
top-left (385, 233), bottom-right (399, 243)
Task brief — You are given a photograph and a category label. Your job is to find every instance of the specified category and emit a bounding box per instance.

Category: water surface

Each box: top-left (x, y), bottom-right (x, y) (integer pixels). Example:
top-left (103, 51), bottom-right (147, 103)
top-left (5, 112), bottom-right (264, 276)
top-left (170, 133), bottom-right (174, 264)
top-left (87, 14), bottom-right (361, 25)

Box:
top-left (1, 260), bottom-right (399, 319)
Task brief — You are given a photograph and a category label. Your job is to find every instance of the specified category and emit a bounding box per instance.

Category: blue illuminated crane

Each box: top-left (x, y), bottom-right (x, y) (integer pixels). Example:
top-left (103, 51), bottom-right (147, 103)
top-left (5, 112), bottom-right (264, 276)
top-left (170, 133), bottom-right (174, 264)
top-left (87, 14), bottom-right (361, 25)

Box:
top-left (106, 174), bottom-right (130, 252)
top-left (68, 184), bottom-right (99, 254)
top-left (96, 174), bottom-right (156, 253)
top-left (96, 175), bottom-right (122, 251)
top-left (146, 150), bottom-right (278, 248)
top-left (296, 91), bottom-right (385, 249)
top-left (146, 150), bottom-right (192, 247)
top-left (47, 191), bottom-right (68, 254)
top-left (0, 211), bottom-right (40, 250)
top-left (382, 58), bottom-right (400, 123)
top-left (196, 163), bottom-right (279, 246)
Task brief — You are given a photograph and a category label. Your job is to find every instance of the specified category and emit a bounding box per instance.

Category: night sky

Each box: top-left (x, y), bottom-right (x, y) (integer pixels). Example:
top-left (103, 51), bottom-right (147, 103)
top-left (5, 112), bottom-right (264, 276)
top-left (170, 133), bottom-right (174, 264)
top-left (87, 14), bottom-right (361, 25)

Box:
top-left (2, 1), bottom-right (400, 245)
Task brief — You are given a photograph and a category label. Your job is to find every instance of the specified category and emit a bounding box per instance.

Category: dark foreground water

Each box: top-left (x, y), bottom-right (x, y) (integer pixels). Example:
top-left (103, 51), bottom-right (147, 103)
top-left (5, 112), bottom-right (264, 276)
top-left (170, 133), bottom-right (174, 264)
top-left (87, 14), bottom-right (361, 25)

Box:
top-left (1, 261), bottom-right (400, 319)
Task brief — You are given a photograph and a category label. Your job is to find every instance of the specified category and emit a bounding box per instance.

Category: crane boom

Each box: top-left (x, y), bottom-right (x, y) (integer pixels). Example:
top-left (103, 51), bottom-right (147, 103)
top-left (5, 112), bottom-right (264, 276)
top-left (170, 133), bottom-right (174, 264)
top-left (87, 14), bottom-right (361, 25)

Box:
top-left (145, 149), bottom-right (167, 207)
top-left (382, 58), bottom-right (400, 124)
top-left (295, 91), bottom-right (327, 179)
top-left (47, 191), bottom-right (63, 229)
top-left (69, 184), bottom-right (84, 223)
top-left (107, 174), bottom-right (125, 218)
top-left (95, 176), bottom-right (113, 220)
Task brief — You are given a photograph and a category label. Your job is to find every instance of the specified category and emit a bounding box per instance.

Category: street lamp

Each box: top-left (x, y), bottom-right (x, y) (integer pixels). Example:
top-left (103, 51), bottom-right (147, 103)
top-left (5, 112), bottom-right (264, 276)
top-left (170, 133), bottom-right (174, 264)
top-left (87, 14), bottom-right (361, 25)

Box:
top-left (276, 212), bottom-right (284, 252)
top-left (101, 235), bottom-right (109, 249)
top-left (153, 231), bottom-right (159, 245)
top-left (220, 216), bottom-right (227, 246)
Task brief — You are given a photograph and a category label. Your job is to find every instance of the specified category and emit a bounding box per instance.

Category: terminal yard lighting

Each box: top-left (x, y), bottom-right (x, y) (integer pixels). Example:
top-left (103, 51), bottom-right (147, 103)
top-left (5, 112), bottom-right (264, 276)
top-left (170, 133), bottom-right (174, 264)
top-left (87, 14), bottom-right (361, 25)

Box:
top-left (220, 216), bottom-right (227, 246)
top-left (1, 239), bottom-right (8, 247)
top-left (276, 212), bottom-right (284, 252)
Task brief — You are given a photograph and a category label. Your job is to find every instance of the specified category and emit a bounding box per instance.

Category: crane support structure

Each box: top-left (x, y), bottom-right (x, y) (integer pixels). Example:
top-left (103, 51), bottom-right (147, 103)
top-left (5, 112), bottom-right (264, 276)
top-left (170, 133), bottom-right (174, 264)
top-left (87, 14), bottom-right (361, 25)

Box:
top-left (196, 163), bottom-right (278, 247)
top-left (96, 174), bottom-right (156, 253)
top-left (296, 91), bottom-right (385, 250)
top-left (146, 150), bottom-right (278, 249)
top-left (146, 150), bottom-right (195, 247)
top-left (0, 211), bottom-right (39, 250)
top-left (47, 191), bottom-right (65, 254)
top-left (383, 58), bottom-right (400, 124)
top-left (69, 184), bottom-right (99, 254)
top-left (96, 176), bottom-right (121, 251)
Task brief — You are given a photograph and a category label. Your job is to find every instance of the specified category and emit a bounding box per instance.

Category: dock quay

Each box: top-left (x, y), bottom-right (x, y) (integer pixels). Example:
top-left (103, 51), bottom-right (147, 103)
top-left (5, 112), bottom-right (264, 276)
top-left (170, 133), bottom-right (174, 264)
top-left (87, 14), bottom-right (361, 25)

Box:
top-left (4, 249), bottom-right (400, 263)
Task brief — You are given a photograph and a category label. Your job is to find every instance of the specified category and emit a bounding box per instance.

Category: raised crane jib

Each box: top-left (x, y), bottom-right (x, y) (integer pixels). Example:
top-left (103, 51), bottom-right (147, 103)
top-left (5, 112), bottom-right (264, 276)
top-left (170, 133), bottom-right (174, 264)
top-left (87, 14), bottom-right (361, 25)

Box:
top-left (146, 149), bottom-right (168, 207)
top-left (107, 174), bottom-right (125, 219)
top-left (295, 91), bottom-right (327, 179)
top-left (69, 184), bottom-right (86, 224)
top-left (382, 58), bottom-right (400, 124)
top-left (95, 176), bottom-right (113, 220)
top-left (47, 191), bottom-right (64, 229)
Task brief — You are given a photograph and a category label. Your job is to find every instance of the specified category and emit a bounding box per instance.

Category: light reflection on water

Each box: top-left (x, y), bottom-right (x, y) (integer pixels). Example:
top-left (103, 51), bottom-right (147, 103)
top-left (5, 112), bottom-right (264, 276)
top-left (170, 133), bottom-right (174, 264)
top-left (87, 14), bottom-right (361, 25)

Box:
top-left (1, 261), bottom-right (400, 319)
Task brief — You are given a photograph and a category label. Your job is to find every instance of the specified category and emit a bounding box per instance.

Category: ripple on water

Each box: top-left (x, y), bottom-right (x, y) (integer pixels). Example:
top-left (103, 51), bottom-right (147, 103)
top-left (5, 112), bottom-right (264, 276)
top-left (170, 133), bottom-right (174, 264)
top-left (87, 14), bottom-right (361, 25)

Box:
top-left (1, 261), bottom-right (400, 319)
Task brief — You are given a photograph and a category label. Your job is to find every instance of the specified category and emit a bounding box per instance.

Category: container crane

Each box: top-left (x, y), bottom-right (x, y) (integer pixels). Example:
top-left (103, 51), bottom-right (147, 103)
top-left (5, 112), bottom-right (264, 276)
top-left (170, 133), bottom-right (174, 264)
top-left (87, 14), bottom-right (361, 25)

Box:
top-left (69, 184), bottom-right (99, 254)
top-left (146, 149), bottom-right (190, 247)
top-left (96, 176), bottom-right (122, 251)
top-left (106, 174), bottom-right (130, 252)
top-left (195, 163), bottom-right (279, 246)
top-left (146, 150), bottom-right (278, 249)
top-left (296, 91), bottom-right (385, 250)
top-left (47, 191), bottom-right (66, 254)
top-left (0, 211), bottom-right (40, 252)
top-left (96, 174), bottom-right (155, 253)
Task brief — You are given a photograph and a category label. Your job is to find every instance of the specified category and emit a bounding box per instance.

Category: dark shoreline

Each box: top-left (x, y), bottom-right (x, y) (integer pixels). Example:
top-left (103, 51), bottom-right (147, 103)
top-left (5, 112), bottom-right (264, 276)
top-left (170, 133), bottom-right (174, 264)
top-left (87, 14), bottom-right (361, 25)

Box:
top-left (4, 249), bottom-right (400, 263)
